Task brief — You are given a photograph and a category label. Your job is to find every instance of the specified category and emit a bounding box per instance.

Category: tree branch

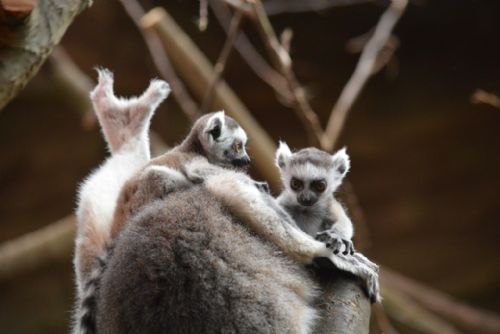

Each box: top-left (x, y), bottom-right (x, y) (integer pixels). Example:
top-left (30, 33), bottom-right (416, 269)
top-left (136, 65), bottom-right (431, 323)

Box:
top-left (382, 284), bottom-right (464, 334)
top-left (48, 47), bottom-right (97, 130)
top-left (0, 216), bottom-right (75, 282)
top-left (0, 0), bottom-right (91, 110)
top-left (383, 268), bottom-right (500, 334)
top-left (208, 0), bottom-right (291, 102)
top-left (322, 0), bottom-right (408, 151)
top-left (201, 9), bottom-right (243, 113)
top-left (249, 0), bottom-right (324, 147)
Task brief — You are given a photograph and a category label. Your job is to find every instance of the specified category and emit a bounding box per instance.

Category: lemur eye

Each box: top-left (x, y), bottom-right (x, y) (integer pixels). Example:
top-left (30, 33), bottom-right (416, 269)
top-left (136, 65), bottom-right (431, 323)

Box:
top-left (312, 180), bottom-right (327, 192)
top-left (232, 142), bottom-right (242, 153)
top-left (290, 178), bottom-right (303, 191)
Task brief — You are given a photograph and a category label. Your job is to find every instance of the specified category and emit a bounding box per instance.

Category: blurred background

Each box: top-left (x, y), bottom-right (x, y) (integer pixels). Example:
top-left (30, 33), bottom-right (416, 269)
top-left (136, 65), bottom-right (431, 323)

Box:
top-left (0, 0), bottom-right (499, 333)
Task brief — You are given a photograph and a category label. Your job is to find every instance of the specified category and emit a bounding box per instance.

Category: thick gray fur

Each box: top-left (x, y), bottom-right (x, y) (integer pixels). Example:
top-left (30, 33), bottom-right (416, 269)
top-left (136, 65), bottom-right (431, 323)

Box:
top-left (96, 186), bottom-right (319, 334)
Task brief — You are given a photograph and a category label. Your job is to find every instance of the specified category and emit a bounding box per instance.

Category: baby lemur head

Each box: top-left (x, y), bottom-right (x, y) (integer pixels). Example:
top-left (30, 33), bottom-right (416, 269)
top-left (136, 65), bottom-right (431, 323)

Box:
top-left (188, 111), bottom-right (250, 169)
top-left (275, 142), bottom-right (350, 207)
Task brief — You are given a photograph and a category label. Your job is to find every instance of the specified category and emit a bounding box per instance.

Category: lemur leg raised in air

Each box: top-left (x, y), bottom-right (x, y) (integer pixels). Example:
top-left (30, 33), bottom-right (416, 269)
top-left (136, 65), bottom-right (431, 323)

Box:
top-left (74, 69), bottom-right (170, 334)
top-left (89, 68), bottom-right (170, 157)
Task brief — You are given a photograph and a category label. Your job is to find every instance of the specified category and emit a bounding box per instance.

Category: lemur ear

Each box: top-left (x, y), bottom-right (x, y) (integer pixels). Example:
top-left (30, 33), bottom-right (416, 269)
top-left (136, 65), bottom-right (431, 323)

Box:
top-left (205, 111), bottom-right (225, 140)
top-left (275, 141), bottom-right (292, 169)
top-left (331, 147), bottom-right (350, 178)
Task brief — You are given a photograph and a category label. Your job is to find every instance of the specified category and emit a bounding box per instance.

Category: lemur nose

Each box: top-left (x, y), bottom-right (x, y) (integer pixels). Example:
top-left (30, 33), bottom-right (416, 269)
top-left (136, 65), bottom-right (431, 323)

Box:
top-left (232, 156), bottom-right (251, 167)
top-left (299, 198), bottom-right (314, 206)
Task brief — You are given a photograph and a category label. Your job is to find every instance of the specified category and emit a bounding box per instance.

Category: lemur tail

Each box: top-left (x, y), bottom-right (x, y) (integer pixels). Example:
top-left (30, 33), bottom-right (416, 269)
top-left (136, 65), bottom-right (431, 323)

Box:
top-left (72, 253), bottom-right (108, 334)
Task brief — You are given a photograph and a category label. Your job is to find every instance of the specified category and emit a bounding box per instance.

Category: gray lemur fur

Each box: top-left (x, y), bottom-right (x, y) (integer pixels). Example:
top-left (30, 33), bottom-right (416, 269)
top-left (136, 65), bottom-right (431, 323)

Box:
top-left (275, 142), bottom-right (380, 302)
top-left (97, 185), bottom-right (321, 334)
top-left (74, 68), bottom-right (171, 334)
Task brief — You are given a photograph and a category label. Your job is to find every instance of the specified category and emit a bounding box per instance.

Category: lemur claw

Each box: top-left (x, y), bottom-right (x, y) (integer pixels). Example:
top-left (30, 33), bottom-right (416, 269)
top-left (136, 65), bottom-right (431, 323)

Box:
top-left (342, 239), bottom-right (355, 255)
top-left (254, 181), bottom-right (270, 194)
top-left (316, 230), bottom-right (348, 255)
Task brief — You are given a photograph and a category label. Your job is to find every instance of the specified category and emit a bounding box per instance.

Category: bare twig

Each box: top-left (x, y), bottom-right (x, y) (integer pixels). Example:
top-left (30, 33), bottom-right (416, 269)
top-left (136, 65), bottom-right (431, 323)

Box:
top-left (346, 31), bottom-right (400, 75)
top-left (201, 10), bottom-right (243, 113)
top-left (249, 0), bottom-right (324, 147)
top-left (208, 0), bottom-right (291, 101)
top-left (383, 268), bottom-right (500, 334)
top-left (471, 89), bottom-right (500, 109)
top-left (119, 0), bottom-right (201, 122)
top-left (322, 0), bottom-right (408, 151)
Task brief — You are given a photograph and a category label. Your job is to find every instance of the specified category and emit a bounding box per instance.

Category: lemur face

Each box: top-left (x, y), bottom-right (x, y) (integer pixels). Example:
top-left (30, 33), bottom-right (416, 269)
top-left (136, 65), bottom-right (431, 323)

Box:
top-left (275, 142), bottom-right (350, 207)
top-left (201, 111), bottom-right (250, 169)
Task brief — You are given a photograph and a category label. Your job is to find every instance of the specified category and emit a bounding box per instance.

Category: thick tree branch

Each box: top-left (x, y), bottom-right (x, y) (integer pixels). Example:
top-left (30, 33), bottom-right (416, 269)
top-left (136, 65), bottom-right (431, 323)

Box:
top-left (0, 0), bottom-right (91, 110)
top-left (0, 216), bottom-right (75, 282)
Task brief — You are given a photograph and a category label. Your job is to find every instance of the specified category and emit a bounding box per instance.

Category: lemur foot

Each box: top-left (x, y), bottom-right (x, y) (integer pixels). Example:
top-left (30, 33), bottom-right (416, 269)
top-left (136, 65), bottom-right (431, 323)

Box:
top-left (316, 230), bottom-right (354, 255)
top-left (253, 181), bottom-right (270, 194)
top-left (142, 79), bottom-right (171, 106)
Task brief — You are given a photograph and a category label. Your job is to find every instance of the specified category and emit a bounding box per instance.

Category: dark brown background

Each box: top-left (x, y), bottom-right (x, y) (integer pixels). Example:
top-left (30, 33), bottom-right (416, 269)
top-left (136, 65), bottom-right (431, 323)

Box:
top-left (0, 0), bottom-right (499, 333)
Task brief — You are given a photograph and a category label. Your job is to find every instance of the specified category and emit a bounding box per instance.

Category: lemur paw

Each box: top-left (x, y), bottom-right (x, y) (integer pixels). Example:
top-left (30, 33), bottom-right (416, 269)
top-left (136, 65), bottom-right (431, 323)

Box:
top-left (316, 230), bottom-right (344, 255)
top-left (254, 181), bottom-right (270, 194)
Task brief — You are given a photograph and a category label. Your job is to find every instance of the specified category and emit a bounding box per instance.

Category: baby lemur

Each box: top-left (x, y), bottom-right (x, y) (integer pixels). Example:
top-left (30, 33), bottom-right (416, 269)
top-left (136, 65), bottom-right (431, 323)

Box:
top-left (275, 142), bottom-right (355, 255)
top-left (74, 69), bottom-right (170, 334)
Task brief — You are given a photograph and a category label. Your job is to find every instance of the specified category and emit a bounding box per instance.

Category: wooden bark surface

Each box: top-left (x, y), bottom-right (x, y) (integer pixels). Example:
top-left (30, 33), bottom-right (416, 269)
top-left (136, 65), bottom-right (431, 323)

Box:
top-left (0, 0), bottom-right (91, 110)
